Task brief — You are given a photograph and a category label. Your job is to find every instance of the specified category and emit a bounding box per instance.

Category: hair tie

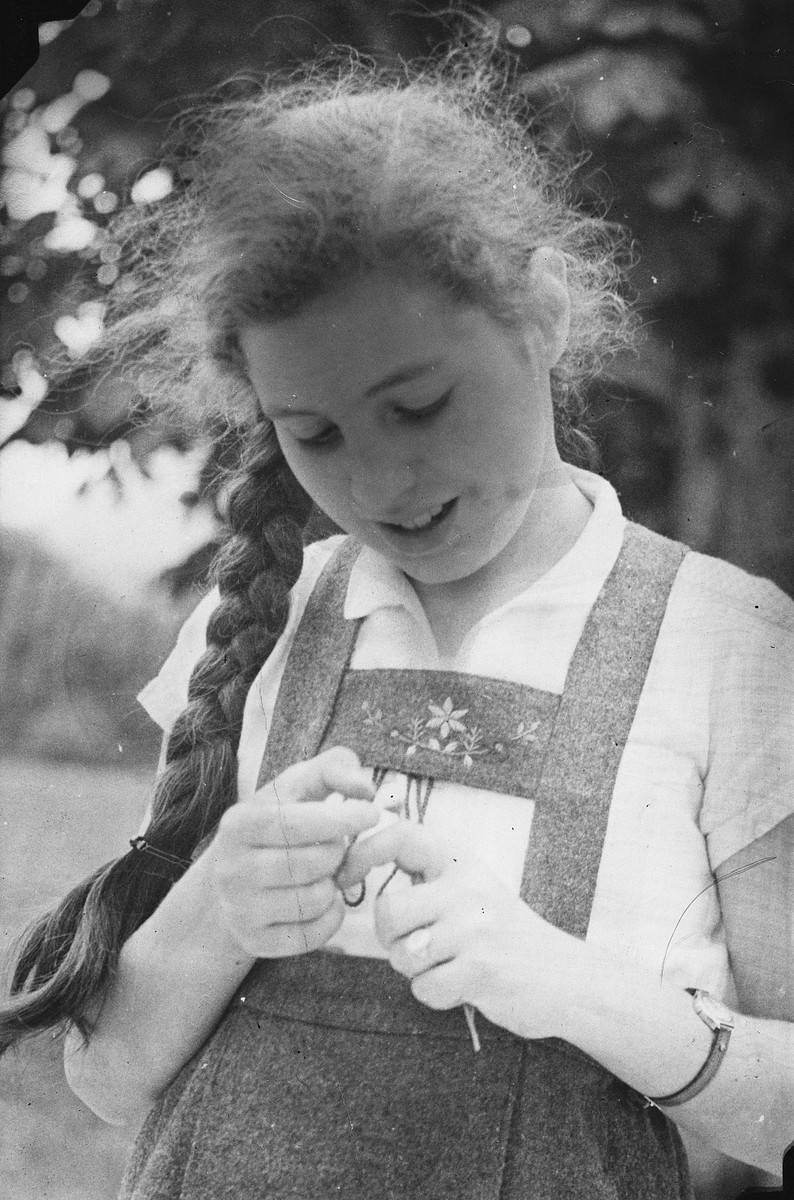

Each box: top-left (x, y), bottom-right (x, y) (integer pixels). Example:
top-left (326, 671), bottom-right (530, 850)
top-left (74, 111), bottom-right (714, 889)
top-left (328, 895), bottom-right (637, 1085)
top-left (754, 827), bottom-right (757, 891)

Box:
top-left (129, 837), bottom-right (192, 871)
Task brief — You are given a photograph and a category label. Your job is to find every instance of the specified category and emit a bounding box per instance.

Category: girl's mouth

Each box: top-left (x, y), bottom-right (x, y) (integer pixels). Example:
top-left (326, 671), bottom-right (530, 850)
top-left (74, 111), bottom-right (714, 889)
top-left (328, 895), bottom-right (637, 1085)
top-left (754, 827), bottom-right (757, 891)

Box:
top-left (382, 497), bottom-right (457, 535)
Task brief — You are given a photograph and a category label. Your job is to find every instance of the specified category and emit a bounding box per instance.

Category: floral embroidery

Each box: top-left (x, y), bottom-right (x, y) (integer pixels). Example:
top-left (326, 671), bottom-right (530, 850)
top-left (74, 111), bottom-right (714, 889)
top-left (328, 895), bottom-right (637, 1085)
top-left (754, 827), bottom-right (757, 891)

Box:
top-left (426, 698), bottom-right (468, 740)
top-left (361, 696), bottom-right (540, 768)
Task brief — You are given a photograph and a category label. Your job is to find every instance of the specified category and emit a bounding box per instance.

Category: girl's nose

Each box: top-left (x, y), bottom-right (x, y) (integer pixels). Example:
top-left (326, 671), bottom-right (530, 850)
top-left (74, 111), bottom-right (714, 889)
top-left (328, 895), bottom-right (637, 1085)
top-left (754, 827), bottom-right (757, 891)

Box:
top-left (350, 460), bottom-right (416, 515)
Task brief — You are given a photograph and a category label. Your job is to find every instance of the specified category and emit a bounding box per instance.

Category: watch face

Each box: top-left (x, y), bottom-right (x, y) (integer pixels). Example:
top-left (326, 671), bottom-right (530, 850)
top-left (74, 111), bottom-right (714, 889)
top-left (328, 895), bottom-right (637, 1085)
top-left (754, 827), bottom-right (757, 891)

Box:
top-left (694, 990), bottom-right (735, 1031)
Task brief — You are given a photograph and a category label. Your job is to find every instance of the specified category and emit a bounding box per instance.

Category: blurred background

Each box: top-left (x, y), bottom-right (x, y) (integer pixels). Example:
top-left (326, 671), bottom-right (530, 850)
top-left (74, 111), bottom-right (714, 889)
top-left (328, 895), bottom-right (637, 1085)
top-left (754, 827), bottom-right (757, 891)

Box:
top-left (0, 2), bottom-right (792, 1197)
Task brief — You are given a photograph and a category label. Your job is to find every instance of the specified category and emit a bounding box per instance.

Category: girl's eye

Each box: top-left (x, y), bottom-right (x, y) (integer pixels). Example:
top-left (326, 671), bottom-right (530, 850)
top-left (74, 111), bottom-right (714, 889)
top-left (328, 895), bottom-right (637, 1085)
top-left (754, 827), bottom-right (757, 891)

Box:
top-left (396, 388), bottom-right (452, 422)
top-left (292, 424), bottom-right (341, 449)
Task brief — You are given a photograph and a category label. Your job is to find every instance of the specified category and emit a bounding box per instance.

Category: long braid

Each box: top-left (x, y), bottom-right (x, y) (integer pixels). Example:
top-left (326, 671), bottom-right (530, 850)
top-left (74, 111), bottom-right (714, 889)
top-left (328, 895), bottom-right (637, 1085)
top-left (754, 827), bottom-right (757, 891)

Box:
top-left (0, 422), bottom-right (311, 1052)
top-left (145, 421), bottom-right (311, 858)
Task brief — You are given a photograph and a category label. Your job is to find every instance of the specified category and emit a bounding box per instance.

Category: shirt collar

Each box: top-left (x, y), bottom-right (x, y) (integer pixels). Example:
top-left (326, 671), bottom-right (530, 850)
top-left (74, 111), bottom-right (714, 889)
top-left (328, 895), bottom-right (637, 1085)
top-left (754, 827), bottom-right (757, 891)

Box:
top-left (344, 545), bottom-right (426, 622)
top-left (521, 465), bottom-right (625, 596)
top-left (342, 467), bottom-right (626, 622)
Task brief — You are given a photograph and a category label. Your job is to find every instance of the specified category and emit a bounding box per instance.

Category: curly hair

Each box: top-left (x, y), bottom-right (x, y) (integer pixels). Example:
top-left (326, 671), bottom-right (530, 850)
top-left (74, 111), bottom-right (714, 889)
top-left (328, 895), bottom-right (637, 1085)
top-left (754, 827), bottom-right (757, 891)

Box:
top-left (103, 43), bottom-right (632, 450)
top-left (1, 35), bottom-right (634, 1051)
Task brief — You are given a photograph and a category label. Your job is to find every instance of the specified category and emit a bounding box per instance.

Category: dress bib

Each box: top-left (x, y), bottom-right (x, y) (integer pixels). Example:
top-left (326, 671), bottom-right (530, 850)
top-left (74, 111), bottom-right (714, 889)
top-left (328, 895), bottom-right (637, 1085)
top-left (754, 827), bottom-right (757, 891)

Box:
top-left (122, 523), bottom-right (694, 1200)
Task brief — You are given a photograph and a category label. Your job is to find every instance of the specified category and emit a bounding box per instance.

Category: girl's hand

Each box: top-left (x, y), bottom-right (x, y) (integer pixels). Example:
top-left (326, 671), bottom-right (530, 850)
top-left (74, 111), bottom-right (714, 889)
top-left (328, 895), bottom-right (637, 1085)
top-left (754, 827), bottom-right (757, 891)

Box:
top-left (337, 821), bottom-right (583, 1041)
top-left (207, 747), bottom-right (378, 958)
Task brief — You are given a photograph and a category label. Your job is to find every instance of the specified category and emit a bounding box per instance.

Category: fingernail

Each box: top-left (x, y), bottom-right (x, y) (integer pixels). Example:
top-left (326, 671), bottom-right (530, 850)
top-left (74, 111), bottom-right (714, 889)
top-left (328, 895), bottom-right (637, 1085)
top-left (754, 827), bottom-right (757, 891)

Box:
top-left (406, 928), bottom-right (432, 956)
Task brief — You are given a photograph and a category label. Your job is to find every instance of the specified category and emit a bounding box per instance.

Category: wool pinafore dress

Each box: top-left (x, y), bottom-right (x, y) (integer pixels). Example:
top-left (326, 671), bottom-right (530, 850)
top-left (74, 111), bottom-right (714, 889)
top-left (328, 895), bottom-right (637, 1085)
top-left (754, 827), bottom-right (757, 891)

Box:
top-left (121, 523), bottom-right (696, 1200)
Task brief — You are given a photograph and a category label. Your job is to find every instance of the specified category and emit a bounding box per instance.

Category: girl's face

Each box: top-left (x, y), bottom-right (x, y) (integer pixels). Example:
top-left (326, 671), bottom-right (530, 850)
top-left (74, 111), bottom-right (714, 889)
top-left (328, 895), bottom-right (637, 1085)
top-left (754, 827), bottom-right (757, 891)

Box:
top-left (239, 270), bottom-right (563, 588)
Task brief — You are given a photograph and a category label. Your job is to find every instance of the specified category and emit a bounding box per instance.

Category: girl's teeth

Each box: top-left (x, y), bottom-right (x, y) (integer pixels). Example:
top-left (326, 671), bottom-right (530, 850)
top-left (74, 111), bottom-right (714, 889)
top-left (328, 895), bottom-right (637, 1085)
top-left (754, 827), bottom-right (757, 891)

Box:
top-left (399, 503), bottom-right (445, 530)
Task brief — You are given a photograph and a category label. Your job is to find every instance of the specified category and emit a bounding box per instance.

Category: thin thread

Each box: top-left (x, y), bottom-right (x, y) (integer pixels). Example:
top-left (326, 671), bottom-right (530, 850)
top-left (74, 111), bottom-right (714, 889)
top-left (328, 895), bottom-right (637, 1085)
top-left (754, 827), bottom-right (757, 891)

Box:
top-left (377, 773), bottom-right (436, 897)
top-left (342, 882), bottom-right (366, 908)
top-left (659, 855), bottom-right (777, 985)
top-left (355, 772), bottom-right (479, 1053)
top-left (343, 765), bottom-right (388, 907)
top-left (372, 765), bottom-right (388, 790)
top-left (376, 866), bottom-right (400, 898)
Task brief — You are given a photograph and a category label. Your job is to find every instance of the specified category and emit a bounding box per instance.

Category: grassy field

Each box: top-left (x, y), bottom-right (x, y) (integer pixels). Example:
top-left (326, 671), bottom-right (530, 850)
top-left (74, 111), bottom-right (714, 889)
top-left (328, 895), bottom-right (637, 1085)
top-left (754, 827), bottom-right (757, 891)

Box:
top-left (0, 758), bottom-right (154, 1200)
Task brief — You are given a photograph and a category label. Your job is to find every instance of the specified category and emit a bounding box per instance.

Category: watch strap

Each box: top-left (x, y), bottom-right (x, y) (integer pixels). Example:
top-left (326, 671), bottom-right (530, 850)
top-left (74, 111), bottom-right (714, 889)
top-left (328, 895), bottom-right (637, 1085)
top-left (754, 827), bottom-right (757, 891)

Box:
top-left (646, 989), bottom-right (733, 1108)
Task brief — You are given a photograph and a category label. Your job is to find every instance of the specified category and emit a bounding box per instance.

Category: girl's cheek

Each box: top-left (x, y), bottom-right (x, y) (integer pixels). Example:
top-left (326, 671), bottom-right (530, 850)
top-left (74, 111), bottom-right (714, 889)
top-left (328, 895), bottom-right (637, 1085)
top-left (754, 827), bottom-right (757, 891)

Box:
top-left (280, 448), bottom-right (330, 500)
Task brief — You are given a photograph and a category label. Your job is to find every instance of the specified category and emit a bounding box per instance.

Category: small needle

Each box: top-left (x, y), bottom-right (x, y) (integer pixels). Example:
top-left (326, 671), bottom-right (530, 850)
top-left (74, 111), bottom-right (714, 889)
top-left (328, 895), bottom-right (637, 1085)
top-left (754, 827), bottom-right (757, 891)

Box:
top-left (464, 1003), bottom-right (481, 1053)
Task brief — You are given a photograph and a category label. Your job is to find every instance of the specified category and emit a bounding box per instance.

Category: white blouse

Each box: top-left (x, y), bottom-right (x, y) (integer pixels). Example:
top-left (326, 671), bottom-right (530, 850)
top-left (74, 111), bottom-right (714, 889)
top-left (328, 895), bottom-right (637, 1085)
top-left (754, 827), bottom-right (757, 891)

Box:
top-left (138, 468), bottom-right (794, 1001)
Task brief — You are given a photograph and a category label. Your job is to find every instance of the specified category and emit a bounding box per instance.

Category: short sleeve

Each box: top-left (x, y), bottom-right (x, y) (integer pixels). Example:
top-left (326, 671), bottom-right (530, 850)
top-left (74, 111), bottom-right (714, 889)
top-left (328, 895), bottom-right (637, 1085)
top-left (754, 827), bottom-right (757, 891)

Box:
top-left (687, 554), bottom-right (794, 870)
top-left (137, 586), bottom-right (220, 733)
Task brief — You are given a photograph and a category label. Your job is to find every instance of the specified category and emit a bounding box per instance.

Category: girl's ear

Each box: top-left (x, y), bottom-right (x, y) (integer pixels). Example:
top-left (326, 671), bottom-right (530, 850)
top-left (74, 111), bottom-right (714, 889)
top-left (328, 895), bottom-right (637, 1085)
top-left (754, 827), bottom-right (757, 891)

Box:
top-left (524, 246), bottom-right (571, 368)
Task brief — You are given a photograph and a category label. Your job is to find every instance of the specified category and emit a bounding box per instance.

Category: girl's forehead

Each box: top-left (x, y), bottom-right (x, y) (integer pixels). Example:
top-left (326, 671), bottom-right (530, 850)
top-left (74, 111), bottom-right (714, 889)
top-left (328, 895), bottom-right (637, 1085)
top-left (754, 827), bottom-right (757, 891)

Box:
top-left (239, 271), bottom-right (488, 399)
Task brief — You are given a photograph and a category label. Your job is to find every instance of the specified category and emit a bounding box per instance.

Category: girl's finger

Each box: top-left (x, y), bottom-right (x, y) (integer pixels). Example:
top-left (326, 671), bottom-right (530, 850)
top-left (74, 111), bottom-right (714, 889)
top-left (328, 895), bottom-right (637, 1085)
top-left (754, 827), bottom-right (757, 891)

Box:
top-left (233, 841), bottom-right (349, 889)
top-left (375, 877), bottom-right (447, 948)
top-left (336, 821), bottom-right (454, 890)
top-left (255, 894), bottom-right (345, 958)
top-left (220, 797), bottom-right (378, 849)
top-left (257, 746), bottom-right (376, 806)
top-left (248, 876), bottom-right (338, 925)
top-left (224, 881), bottom-right (335, 929)
top-left (409, 959), bottom-right (466, 1012)
top-left (389, 924), bottom-right (453, 980)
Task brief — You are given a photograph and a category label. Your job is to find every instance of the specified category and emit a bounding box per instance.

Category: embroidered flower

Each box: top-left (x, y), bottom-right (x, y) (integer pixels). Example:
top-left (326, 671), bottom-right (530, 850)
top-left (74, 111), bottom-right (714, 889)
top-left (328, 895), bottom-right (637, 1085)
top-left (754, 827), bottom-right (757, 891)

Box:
top-left (425, 697), bottom-right (468, 740)
top-left (510, 720), bottom-right (540, 746)
top-left (361, 699), bottom-right (385, 729)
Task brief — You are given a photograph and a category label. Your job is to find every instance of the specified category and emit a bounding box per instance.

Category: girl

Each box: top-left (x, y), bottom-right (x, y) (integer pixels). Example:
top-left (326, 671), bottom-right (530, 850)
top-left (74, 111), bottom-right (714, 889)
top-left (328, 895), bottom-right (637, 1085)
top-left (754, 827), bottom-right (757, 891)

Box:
top-left (2, 44), bottom-right (793, 1199)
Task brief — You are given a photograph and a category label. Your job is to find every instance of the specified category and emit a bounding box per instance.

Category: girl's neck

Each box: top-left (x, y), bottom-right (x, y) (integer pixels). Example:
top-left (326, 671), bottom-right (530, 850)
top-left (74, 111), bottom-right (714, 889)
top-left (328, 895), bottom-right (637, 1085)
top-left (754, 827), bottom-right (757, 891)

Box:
top-left (410, 468), bottom-right (593, 663)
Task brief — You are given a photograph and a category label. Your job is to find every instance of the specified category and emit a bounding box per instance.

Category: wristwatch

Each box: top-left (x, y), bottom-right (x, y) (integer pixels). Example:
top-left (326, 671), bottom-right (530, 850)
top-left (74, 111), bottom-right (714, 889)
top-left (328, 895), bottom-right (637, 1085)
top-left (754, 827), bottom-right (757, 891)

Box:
top-left (646, 988), bottom-right (735, 1108)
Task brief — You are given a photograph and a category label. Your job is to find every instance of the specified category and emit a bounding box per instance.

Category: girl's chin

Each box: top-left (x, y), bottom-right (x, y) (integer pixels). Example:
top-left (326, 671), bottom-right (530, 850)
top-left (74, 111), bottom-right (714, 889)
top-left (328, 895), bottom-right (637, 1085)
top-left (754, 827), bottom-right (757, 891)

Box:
top-left (374, 536), bottom-right (509, 588)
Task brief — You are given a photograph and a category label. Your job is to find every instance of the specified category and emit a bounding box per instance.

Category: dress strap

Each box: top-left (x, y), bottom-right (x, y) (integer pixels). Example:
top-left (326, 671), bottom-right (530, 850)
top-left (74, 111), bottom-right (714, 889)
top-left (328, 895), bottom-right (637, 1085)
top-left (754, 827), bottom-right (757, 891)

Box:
top-left (519, 523), bottom-right (688, 937)
top-left (257, 538), bottom-right (361, 787)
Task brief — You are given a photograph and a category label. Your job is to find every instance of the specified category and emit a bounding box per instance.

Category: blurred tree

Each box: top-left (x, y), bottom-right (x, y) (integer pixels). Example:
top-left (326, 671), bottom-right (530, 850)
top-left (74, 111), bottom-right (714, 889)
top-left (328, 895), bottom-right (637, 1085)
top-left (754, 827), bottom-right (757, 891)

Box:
top-left (1, 0), bottom-right (793, 592)
top-left (494, 0), bottom-right (794, 586)
top-left (0, 0), bottom-right (449, 448)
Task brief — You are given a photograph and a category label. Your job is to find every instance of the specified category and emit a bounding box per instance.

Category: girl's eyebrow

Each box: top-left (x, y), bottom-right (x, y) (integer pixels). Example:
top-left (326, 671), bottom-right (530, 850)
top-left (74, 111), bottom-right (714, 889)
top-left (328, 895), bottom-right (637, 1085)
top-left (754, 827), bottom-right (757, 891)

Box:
top-left (365, 360), bottom-right (439, 398)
